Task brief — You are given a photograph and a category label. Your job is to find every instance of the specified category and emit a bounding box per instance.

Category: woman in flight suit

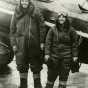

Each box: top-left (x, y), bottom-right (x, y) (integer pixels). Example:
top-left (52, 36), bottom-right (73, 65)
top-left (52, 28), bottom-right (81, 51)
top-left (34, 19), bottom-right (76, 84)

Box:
top-left (45, 12), bottom-right (79, 88)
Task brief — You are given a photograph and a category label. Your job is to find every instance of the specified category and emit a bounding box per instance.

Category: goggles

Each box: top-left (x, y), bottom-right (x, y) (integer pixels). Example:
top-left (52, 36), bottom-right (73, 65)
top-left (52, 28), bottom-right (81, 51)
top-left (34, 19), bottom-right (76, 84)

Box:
top-left (20, 0), bottom-right (30, 2)
top-left (58, 11), bottom-right (68, 17)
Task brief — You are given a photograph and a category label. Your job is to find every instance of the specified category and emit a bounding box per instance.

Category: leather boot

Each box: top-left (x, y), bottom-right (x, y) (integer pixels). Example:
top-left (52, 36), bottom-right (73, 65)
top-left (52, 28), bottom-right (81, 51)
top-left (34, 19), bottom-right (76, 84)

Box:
top-left (58, 84), bottom-right (66, 88)
top-left (19, 73), bottom-right (28, 88)
top-left (45, 81), bottom-right (54, 88)
top-left (58, 80), bottom-right (67, 88)
top-left (33, 73), bottom-right (42, 88)
top-left (19, 78), bottom-right (27, 88)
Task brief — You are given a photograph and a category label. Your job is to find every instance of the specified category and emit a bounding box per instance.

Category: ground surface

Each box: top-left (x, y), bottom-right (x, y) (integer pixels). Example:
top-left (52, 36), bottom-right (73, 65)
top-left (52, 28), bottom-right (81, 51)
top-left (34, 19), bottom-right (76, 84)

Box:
top-left (0, 60), bottom-right (88, 88)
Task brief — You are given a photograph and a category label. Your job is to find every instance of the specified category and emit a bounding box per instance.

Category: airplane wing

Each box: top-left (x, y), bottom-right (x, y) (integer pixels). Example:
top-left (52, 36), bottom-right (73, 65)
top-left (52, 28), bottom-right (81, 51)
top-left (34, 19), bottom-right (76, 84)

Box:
top-left (34, 0), bottom-right (88, 21)
top-left (1, 0), bottom-right (88, 36)
top-left (34, 0), bottom-right (88, 37)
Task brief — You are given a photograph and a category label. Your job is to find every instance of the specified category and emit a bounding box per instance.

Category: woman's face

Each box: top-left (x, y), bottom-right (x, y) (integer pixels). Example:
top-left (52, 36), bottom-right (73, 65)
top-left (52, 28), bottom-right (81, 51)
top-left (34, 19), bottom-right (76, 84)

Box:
top-left (21, 0), bottom-right (29, 8)
top-left (58, 15), bottom-right (66, 24)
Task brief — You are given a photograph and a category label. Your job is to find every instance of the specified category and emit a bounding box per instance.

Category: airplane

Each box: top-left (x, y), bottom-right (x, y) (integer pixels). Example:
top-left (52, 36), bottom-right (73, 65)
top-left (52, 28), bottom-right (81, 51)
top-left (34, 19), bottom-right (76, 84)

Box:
top-left (0, 0), bottom-right (88, 66)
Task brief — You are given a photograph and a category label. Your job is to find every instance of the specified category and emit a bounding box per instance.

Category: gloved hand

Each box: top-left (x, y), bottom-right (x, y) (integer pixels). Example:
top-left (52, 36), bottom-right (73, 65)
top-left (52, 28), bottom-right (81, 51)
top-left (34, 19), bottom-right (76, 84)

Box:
top-left (73, 57), bottom-right (78, 62)
top-left (13, 45), bottom-right (17, 53)
top-left (40, 43), bottom-right (44, 50)
top-left (71, 57), bottom-right (80, 73)
top-left (44, 55), bottom-right (50, 62)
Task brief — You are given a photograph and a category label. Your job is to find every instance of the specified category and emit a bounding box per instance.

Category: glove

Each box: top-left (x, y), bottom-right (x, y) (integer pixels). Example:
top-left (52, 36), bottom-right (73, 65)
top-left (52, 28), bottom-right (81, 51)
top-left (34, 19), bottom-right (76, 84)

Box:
top-left (71, 57), bottom-right (80, 73)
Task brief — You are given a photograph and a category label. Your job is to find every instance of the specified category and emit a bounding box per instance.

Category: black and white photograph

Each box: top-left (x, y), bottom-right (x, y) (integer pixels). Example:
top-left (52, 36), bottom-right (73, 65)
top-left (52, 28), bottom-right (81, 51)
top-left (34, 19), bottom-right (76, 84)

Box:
top-left (0, 0), bottom-right (88, 88)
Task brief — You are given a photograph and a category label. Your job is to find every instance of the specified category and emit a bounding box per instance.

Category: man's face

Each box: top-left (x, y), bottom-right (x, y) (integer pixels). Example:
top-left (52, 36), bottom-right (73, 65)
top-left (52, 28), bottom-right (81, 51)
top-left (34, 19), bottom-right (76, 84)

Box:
top-left (21, 0), bottom-right (29, 8)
